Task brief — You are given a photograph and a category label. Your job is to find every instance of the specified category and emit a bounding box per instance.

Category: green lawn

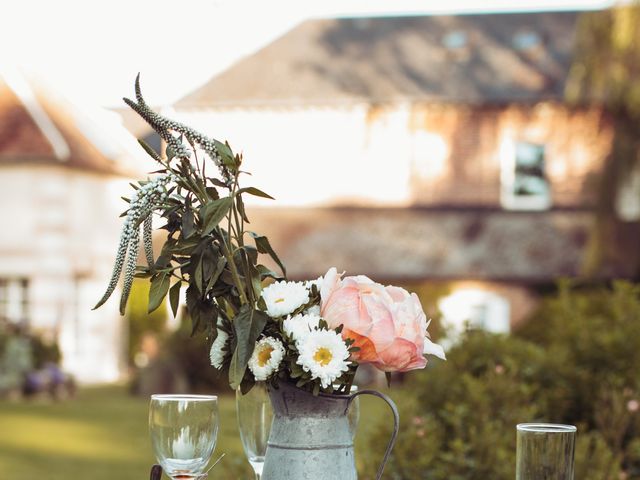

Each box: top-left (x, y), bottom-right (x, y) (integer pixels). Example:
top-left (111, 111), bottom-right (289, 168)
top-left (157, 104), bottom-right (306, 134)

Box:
top-left (0, 385), bottom-right (390, 479)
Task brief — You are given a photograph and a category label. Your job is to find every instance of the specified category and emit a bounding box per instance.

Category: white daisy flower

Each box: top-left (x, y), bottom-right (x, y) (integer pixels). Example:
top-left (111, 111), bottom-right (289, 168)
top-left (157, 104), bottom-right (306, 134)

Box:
top-left (261, 281), bottom-right (310, 318)
top-left (304, 304), bottom-right (321, 316)
top-left (304, 276), bottom-right (323, 291)
top-left (297, 329), bottom-right (351, 388)
top-left (209, 329), bottom-right (229, 370)
top-left (248, 337), bottom-right (286, 381)
top-left (283, 312), bottom-right (321, 343)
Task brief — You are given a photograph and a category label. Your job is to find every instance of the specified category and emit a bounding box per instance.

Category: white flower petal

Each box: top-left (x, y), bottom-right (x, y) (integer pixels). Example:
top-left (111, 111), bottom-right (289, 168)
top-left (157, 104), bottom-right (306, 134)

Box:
top-left (296, 329), bottom-right (351, 388)
top-left (305, 305), bottom-right (321, 316)
top-left (209, 329), bottom-right (229, 370)
top-left (261, 281), bottom-right (310, 318)
top-left (283, 313), bottom-right (322, 343)
top-left (423, 337), bottom-right (446, 360)
top-left (248, 337), bottom-right (285, 381)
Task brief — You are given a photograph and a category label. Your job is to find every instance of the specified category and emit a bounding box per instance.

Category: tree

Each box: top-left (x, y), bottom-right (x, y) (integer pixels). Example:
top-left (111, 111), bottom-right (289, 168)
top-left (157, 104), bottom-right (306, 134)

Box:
top-left (566, 3), bottom-right (640, 278)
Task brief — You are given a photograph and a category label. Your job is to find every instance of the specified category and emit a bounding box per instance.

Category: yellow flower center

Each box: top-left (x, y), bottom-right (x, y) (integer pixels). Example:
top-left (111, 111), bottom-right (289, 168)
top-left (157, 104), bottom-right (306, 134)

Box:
top-left (258, 346), bottom-right (274, 367)
top-left (313, 347), bottom-right (333, 366)
top-left (274, 298), bottom-right (285, 303)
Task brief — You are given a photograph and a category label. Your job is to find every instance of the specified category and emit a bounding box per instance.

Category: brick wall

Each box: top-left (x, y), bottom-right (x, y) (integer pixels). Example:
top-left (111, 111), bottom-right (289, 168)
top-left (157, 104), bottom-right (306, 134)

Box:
top-left (385, 102), bottom-right (615, 208)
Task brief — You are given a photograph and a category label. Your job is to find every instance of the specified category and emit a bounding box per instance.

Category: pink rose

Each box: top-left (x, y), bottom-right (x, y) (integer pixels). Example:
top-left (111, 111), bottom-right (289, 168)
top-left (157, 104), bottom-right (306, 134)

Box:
top-left (320, 268), bottom-right (445, 373)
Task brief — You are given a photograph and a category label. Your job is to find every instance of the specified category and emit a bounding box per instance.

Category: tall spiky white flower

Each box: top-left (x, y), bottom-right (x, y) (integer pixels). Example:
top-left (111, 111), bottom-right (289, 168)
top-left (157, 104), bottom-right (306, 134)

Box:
top-left (94, 173), bottom-right (174, 313)
top-left (124, 75), bottom-right (228, 180)
top-left (248, 337), bottom-right (285, 381)
top-left (297, 329), bottom-right (351, 388)
top-left (209, 329), bottom-right (230, 370)
top-left (261, 281), bottom-right (310, 318)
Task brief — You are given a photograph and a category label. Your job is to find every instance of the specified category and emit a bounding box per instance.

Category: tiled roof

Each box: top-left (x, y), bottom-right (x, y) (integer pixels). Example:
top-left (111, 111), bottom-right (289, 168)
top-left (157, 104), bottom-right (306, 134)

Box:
top-left (0, 73), bottom-right (143, 175)
top-left (177, 11), bottom-right (581, 108)
top-left (248, 208), bottom-right (638, 282)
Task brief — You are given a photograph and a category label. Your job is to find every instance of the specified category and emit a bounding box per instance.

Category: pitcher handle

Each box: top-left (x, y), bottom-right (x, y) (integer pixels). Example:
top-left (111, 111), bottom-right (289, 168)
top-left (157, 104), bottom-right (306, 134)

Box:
top-left (347, 389), bottom-right (400, 480)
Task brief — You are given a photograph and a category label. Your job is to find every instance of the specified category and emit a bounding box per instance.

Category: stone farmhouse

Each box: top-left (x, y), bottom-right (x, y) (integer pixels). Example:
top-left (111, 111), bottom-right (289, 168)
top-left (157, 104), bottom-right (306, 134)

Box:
top-left (0, 69), bottom-right (152, 382)
top-left (167, 10), bottom-right (639, 339)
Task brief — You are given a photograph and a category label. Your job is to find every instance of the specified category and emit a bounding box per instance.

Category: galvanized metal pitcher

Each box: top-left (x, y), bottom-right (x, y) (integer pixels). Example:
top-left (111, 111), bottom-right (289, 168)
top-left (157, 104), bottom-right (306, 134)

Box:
top-left (261, 381), bottom-right (399, 480)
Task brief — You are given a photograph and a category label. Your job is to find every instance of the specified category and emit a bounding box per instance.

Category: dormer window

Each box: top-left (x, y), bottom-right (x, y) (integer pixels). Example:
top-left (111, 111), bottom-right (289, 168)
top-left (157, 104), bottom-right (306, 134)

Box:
top-left (501, 141), bottom-right (551, 210)
top-left (512, 31), bottom-right (542, 51)
top-left (442, 30), bottom-right (468, 49)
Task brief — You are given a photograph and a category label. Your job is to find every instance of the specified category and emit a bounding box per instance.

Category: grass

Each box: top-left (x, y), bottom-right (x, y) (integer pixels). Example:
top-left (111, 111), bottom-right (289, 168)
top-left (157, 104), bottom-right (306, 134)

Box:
top-left (0, 384), bottom-right (392, 479)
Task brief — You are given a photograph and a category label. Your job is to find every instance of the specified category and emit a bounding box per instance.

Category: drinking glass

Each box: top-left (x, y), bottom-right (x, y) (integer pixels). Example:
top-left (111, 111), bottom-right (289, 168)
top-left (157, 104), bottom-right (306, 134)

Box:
top-left (236, 382), bottom-right (273, 479)
top-left (149, 394), bottom-right (219, 480)
top-left (516, 423), bottom-right (576, 480)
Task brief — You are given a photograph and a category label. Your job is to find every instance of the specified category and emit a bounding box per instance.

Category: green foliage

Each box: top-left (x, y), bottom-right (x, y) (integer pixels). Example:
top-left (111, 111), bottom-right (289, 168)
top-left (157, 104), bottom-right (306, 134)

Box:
top-left (29, 334), bottom-right (61, 369)
top-left (161, 313), bottom-right (229, 393)
top-left (126, 279), bottom-right (167, 363)
top-left (362, 282), bottom-right (640, 479)
top-left (228, 306), bottom-right (269, 388)
top-left (97, 78), bottom-right (287, 392)
top-left (567, 3), bottom-right (640, 118)
top-left (566, 4), bottom-right (640, 276)
top-left (363, 335), bottom-right (543, 480)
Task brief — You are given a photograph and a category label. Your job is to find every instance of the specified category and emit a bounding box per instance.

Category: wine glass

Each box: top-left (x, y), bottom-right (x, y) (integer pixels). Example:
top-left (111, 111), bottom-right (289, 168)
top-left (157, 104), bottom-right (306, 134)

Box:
top-left (149, 394), bottom-right (219, 479)
top-left (236, 382), bottom-right (273, 479)
top-left (516, 423), bottom-right (576, 480)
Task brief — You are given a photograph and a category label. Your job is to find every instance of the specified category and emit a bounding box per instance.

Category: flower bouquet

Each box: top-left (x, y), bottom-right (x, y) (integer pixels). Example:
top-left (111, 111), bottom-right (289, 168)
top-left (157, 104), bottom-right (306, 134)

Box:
top-left (95, 77), bottom-right (444, 479)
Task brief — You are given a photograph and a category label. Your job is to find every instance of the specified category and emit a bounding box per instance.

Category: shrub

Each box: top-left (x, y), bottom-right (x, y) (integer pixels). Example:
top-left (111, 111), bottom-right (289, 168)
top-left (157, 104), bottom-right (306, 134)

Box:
top-left (362, 281), bottom-right (640, 479)
top-left (161, 310), bottom-right (229, 393)
top-left (126, 279), bottom-right (168, 364)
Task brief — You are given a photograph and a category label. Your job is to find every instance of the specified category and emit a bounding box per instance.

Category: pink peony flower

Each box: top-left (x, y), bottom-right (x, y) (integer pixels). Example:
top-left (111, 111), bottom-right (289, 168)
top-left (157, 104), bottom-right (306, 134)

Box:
top-left (320, 268), bottom-right (445, 373)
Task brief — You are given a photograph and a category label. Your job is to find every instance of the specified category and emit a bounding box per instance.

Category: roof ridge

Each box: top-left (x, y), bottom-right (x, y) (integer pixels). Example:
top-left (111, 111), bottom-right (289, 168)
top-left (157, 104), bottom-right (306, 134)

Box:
top-left (1, 67), bottom-right (70, 161)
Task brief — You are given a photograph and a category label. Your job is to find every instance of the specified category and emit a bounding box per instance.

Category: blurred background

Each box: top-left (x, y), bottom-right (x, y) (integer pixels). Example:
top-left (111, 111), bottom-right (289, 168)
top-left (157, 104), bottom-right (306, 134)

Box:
top-left (1, 0), bottom-right (639, 478)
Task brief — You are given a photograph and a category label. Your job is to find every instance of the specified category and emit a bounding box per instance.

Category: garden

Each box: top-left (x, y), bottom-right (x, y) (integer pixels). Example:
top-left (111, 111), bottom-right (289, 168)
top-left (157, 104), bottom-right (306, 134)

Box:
top-left (1, 281), bottom-right (639, 479)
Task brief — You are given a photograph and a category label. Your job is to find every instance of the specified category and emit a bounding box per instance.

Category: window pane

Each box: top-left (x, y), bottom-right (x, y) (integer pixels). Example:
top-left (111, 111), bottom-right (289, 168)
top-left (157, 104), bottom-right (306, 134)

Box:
top-left (0, 278), bottom-right (29, 324)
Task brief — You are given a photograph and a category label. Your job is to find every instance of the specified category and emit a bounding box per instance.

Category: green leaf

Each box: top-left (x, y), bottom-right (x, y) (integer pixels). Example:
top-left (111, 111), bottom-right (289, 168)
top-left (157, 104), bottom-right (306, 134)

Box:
top-left (148, 273), bottom-right (170, 313)
top-left (248, 261), bottom-right (263, 301)
top-left (166, 145), bottom-right (176, 161)
top-left (236, 187), bottom-right (275, 200)
top-left (172, 237), bottom-right (201, 255)
top-left (205, 187), bottom-right (220, 201)
top-left (182, 209), bottom-right (195, 239)
top-left (169, 281), bottom-right (181, 318)
top-left (240, 372), bottom-right (256, 395)
top-left (210, 178), bottom-right (228, 188)
top-left (186, 284), bottom-right (201, 328)
top-left (213, 140), bottom-right (236, 168)
top-left (200, 197), bottom-right (233, 235)
top-left (137, 139), bottom-right (163, 163)
top-left (229, 306), bottom-right (269, 389)
top-left (194, 255), bottom-right (204, 294)
top-left (205, 256), bottom-right (227, 294)
top-left (249, 232), bottom-right (286, 276)
top-left (185, 284), bottom-right (217, 336)
top-left (256, 264), bottom-right (284, 281)
top-left (236, 194), bottom-right (250, 223)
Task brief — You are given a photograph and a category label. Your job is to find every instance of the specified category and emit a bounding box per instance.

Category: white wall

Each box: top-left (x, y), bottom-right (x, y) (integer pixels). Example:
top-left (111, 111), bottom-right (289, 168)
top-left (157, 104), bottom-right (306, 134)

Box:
top-left (0, 165), bottom-right (131, 383)
top-left (169, 105), bottom-right (415, 207)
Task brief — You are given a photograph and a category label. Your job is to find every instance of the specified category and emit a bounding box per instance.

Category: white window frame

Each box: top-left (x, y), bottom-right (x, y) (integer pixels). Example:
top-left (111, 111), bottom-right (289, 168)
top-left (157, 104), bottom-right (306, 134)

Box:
top-left (501, 140), bottom-right (551, 211)
top-left (0, 277), bottom-right (30, 325)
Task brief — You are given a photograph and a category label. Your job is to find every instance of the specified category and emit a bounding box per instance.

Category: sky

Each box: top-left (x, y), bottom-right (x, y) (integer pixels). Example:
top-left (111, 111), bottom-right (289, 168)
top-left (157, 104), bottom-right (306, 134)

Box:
top-left (1, 0), bottom-right (616, 107)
